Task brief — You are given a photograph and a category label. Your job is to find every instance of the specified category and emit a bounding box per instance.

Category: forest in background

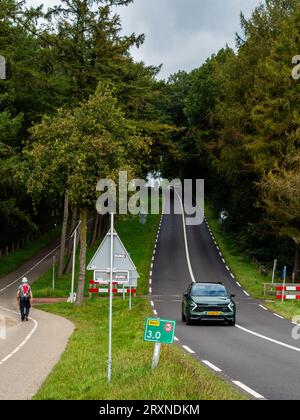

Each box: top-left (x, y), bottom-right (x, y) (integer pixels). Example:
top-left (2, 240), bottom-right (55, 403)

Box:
top-left (0, 0), bottom-right (299, 303)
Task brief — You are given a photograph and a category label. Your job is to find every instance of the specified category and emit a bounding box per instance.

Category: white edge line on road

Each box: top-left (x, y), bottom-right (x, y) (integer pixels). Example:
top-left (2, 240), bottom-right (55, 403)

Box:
top-left (149, 287), bottom-right (152, 294)
top-left (153, 309), bottom-right (157, 316)
top-left (174, 191), bottom-right (196, 283)
top-left (174, 337), bottom-right (179, 342)
top-left (232, 381), bottom-right (265, 400)
top-left (259, 305), bottom-right (268, 311)
top-left (150, 301), bottom-right (154, 307)
top-left (274, 313), bottom-right (284, 319)
top-left (0, 307), bottom-right (38, 366)
top-left (202, 360), bottom-right (222, 372)
top-left (0, 243), bottom-right (60, 293)
top-left (236, 324), bottom-right (300, 353)
top-left (182, 345), bottom-right (195, 354)
top-left (243, 291), bottom-right (250, 297)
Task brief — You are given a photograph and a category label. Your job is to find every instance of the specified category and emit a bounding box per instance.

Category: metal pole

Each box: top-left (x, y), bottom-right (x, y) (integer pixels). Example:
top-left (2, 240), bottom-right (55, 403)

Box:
top-left (108, 213), bottom-right (114, 384)
top-left (129, 286), bottom-right (132, 311)
top-left (152, 342), bottom-right (161, 369)
top-left (282, 266), bottom-right (287, 303)
top-left (272, 259), bottom-right (278, 284)
top-left (52, 256), bottom-right (56, 290)
top-left (71, 227), bottom-right (77, 303)
top-left (123, 284), bottom-right (126, 301)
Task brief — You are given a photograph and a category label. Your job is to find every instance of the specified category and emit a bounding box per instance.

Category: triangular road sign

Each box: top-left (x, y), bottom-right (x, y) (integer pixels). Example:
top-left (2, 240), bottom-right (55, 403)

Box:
top-left (87, 230), bottom-right (137, 272)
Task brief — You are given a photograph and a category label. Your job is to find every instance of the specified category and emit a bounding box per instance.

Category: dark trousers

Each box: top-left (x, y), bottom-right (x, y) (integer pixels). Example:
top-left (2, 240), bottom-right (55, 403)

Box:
top-left (20, 298), bottom-right (31, 320)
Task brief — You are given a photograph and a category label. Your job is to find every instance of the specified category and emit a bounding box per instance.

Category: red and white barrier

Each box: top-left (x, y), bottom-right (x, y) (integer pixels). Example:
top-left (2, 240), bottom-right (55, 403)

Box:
top-left (89, 280), bottom-right (137, 295)
top-left (276, 285), bottom-right (300, 300)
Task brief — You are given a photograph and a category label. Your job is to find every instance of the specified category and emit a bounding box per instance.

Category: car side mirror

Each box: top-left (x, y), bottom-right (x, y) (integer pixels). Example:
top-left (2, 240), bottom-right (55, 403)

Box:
top-left (231, 294), bottom-right (235, 298)
top-left (183, 292), bottom-right (188, 298)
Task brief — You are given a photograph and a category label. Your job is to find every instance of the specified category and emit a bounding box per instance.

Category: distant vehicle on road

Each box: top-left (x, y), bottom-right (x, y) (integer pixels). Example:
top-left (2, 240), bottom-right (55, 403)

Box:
top-left (182, 282), bottom-right (236, 326)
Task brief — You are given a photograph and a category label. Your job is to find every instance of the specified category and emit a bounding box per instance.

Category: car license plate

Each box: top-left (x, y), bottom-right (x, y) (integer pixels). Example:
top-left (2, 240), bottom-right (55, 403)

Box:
top-left (207, 312), bottom-right (221, 316)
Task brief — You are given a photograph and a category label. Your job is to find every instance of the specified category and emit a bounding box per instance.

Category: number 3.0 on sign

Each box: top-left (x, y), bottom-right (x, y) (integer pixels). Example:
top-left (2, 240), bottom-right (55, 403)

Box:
top-left (144, 318), bottom-right (176, 345)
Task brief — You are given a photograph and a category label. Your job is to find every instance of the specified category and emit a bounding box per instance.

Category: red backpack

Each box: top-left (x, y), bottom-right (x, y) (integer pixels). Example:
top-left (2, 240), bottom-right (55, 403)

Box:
top-left (21, 284), bottom-right (30, 299)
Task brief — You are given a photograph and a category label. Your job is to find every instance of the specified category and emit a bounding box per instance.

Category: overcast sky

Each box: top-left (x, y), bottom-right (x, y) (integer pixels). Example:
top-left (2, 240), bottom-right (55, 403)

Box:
top-left (26, 0), bottom-right (262, 79)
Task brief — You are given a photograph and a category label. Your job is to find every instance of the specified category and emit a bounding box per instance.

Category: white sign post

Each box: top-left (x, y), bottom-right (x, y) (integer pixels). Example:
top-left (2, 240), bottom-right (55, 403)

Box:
top-left (272, 259), bottom-right (278, 285)
top-left (108, 213), bottom-right (114, 384)
top-left (87, 217), bottom-right (139, 384)
top-left (282, 266), bottom-right (287, 303)
top-left (69, 221), bottom-right (81, 303)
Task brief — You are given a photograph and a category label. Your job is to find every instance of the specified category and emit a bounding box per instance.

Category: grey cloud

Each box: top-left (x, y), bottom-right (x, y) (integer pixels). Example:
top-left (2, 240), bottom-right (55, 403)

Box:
top-left (118, 0), bottom-right (262, 78)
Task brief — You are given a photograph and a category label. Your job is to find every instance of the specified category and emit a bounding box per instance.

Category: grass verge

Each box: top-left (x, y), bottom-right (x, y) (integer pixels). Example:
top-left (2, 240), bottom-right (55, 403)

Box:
top-left (205, 202), bottom-right (300, 319)
top-left (34, 299), bottom-right (245, 400)
top-left (33, 211), bottom-right (245, 400)
top-left (32, 214), bottom-right (159, 298)
top-left (0, 229), bottom-right (59, 278)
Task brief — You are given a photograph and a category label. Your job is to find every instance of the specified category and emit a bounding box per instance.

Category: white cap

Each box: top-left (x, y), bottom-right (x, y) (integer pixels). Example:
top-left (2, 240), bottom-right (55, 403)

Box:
top-left (22, 277), bottom-right (28, 283)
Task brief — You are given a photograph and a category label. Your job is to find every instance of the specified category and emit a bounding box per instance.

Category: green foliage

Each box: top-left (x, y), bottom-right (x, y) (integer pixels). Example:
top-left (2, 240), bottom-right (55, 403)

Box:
top-left (162, 0), bottom-right (300, 275)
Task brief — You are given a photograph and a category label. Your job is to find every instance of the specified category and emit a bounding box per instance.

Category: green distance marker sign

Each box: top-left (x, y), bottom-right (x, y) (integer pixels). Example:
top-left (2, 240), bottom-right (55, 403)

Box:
top-left (144, 318), bottom-right (176, 345)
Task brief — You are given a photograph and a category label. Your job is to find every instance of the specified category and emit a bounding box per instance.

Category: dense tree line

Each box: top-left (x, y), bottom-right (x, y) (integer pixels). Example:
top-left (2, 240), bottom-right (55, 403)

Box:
top-left (162, 0), bottom-right (300, 281)
top-left (2, 0), bottom-right (300, 302)
top-left (0, 0), bottom-right (173, 303)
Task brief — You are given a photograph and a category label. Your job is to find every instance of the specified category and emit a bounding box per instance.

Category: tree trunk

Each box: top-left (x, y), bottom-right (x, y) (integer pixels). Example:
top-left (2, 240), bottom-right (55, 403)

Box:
top-left (90, 212), bottom-right (100, 246)
top-left (99, 214), bottom-right (109, 240)
top-left (76, 208), bottom-right (88, 305)
top-left (292, 243), bottom-right (300, 283)
top-left (64, 207), bottom-right (78, 274)
top-left (58, 191), bottom-right (69, 278)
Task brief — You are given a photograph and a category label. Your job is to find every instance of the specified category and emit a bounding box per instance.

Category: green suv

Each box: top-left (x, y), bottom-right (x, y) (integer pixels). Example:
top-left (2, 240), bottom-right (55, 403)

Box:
top-left (182, 282), bottom-right (236, 326)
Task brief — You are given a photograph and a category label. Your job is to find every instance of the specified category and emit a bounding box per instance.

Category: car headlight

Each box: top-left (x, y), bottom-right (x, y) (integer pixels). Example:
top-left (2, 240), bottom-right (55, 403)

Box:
top-left (228, 302), bottom-right (235, 312)
top-left (190, 301), bottom-right (197, 311)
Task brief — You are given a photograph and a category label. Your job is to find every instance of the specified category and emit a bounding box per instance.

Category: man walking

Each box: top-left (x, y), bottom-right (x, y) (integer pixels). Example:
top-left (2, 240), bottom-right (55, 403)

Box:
top-left (17, 278), bottom-right (32, 322)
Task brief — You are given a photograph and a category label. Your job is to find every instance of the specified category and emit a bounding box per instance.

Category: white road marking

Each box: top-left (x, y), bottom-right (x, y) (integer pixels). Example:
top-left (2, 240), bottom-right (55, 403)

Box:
top-left (226, 266), bottom-right (230, 272)
top-left (175, 197), bottom-right (300, 386)
top-left (149, 287), bottom-right (152, 294)
top-left (0, 244), bottom-right (60, 293)
top-left (174, 337), bottom-right (179, 342)
top-left (231, 273), bottom-right (235, 279)
top-left (150, 301), bottom-right (154, 307)
top-left (236, 282), bottom-right (241, 287)
top-left (174, 191), bottom-right (196, 283)
top-left (153, 309), bottom-right (158, 316)
top-left (259, 305), bottom-right (268, 311)
top-left (202, 360), bottom-right (222, 372)
top-left (236, 324), bottom-right (300, 353)
top-left (274, 314), bottom-right (284, 320)
top-left (232, 381), bottom-right (265, 400)
top-left (0, 307), bottom-right (38, 366)
top-left (182, 345), bottom-right (195, 354)
top-left (222, 258), bottom-right (226, 264)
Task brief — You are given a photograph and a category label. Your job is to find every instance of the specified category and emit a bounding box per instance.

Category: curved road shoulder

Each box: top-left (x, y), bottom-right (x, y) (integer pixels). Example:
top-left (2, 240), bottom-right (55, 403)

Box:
top-left (0, 243), bottom-right (74, 400)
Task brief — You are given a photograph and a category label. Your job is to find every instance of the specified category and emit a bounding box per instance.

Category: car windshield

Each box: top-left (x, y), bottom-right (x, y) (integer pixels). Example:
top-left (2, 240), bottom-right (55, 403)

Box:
top-left (191, 284), bottom-right (228, 297)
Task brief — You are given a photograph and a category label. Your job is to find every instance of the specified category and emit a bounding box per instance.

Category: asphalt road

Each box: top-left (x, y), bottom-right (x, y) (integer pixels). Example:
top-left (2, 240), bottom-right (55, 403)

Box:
top-left (0, 242), bottom-right (74, 400)
top-left (152, 192), bottom-right (300, 400)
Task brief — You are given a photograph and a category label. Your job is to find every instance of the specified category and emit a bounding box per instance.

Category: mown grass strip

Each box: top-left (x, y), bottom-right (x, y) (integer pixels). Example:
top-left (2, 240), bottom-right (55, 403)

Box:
top-left (0, 229), bottom-right (59, 278)
top-left (33, 211), bottom-right (246, 400)
top-left (34, 299), bottom-right (246, 400)
top-left (205, 202), bottom-right (300, 319)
